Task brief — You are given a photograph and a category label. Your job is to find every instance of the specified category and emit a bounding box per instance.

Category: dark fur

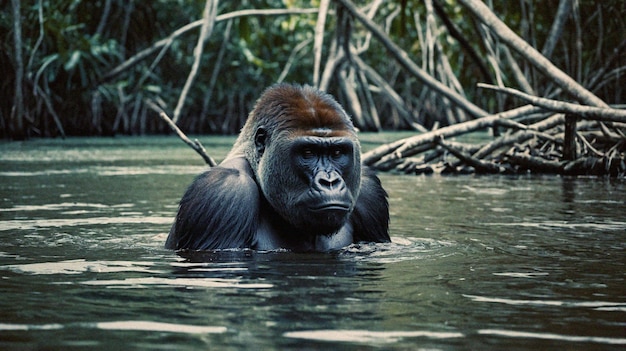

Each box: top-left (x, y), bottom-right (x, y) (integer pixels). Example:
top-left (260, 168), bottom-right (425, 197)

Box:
top-left (165, 84), bottom-right (390, 252)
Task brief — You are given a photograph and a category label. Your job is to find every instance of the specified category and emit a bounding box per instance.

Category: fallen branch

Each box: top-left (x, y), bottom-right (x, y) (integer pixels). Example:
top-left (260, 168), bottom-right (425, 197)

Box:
top-left (506, 153), bottom-right (565, 173)
top-left (437, 137), bottom-right (506, 173)
top-left (145, 99), bottom-right (217, 167)
top-left (478, 83), bottom-right (626, 123)
top-left (563, 156), bottom-right (625, 176)
top-left (362, 104), bottom-right (541, 165)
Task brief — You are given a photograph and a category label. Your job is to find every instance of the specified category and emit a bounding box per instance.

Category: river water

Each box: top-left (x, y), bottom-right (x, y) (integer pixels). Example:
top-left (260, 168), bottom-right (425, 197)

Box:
top-left (0, 136), bottom-right (624, 350)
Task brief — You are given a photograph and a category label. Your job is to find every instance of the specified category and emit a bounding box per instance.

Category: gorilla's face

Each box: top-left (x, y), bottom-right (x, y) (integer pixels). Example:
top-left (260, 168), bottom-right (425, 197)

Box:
top-left (256, 129), bottom-right (361, 235)
top-left (242, 84), bottom-right (363, 236)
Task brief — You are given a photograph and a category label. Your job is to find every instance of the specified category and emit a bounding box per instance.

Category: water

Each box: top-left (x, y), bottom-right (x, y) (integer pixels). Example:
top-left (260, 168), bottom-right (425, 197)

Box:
top-left (0, 136), bottom-right (624, 350)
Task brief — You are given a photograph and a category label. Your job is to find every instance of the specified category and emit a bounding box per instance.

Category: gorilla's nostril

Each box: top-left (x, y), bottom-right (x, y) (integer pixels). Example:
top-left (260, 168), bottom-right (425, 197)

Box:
top-left (316, 172), bottom-right (342, 190)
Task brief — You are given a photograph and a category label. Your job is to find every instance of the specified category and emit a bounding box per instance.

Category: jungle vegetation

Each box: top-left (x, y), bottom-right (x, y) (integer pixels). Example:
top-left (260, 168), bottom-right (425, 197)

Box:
top-left (3, 0), bottom-right (625, 175)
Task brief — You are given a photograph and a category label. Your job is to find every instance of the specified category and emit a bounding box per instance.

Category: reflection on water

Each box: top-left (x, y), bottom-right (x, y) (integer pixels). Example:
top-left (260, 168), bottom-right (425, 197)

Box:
top-left (0, 136), bottom-right (625, 350)
top-left (284, 329), bottom-right (466, 343)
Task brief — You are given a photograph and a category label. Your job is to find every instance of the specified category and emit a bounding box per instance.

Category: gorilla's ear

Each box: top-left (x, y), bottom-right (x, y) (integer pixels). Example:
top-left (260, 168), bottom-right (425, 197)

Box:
top-left (254, 127), bottom-right (267, 156)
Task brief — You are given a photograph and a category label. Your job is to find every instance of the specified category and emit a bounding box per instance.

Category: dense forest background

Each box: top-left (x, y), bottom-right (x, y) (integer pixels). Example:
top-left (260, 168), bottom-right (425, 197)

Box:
top-left (2, 0), bottom-right (624, 140)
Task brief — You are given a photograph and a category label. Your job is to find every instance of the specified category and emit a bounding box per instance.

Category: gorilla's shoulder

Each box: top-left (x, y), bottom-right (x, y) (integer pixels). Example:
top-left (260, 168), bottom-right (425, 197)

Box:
top-left (165, 158), bottom-right (261, 250)
top-left (351, 167), bottom-right (391, 243)
top-left (194, 156), bottom-right (256, 192)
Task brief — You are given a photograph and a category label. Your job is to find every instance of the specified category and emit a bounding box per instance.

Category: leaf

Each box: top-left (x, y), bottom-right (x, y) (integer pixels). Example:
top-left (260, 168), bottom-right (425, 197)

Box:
top-left (64, 51), bottom-right (82, 71)
top-left (144, 85), bottom-right (162, 94)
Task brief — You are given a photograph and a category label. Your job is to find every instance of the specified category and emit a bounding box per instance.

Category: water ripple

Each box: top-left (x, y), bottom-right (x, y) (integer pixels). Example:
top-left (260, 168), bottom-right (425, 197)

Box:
top-left (80, 276), bottom-right (273, 289)
top-left (3, 259), bottom-right (158, 275)
top-left (94, 320), bottom-right (227, 334)
top-left (463, 294), bottom-right (626, 309)
top-left (341, 237), bottom-right (457, 263)
top-left (0, 216), bottom-right (172, 231)
top-left (284, 329), bottom-right (464, 343)
top-left (0, 165), bottom-right (205, 177)
top-left (0, 321), bottom-right (227, 334)
top-left (478, 329), bottom-right (626, 345)
top-left (486, 220), bottom-right (626, 231)
top-left (0, 323), bottom-right (64, 331)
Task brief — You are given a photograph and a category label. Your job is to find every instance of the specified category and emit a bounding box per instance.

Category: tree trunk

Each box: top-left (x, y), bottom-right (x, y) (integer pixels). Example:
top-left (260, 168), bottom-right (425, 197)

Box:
top-left (458, 0), bottom-right (609, 108)
top-left (11, 0), bottom-right (25, 140)
top-left (336, 0), bottom-right (488, 119)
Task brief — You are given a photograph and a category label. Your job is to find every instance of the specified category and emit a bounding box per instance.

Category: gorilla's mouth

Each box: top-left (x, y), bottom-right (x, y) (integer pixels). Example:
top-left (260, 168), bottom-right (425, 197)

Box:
top-left (309, 202), bottom-right (351, 213)
top-left (307, 202), bottom-right (351, 233)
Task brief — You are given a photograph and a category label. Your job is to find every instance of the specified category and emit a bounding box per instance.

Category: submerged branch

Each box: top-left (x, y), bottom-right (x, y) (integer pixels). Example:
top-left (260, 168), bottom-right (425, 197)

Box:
top-left (363, 104), bottom-right (541, 165)
top-left (437, 138), bottom-right (506, 173)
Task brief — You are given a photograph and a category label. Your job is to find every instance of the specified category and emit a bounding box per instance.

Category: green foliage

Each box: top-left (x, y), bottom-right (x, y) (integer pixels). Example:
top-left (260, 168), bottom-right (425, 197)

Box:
top-left (1, 0), bottom-right (624, 138)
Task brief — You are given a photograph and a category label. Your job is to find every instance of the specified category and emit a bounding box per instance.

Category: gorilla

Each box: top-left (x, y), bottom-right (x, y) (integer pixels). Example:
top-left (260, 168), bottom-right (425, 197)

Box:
top-left (165, 83), bottom-right (390, 252)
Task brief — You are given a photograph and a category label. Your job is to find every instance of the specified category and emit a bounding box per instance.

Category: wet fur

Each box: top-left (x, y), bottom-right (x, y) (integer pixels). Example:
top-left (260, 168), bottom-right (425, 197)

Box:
top-left (165, 84), bottom-right (390, 251)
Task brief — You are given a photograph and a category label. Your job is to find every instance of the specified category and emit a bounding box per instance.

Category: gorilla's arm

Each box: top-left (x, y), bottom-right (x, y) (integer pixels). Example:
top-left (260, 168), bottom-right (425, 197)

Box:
top-left (350, 168), bottom-right (391, 243)
top-left (165, 158), bottom-right (260, 250)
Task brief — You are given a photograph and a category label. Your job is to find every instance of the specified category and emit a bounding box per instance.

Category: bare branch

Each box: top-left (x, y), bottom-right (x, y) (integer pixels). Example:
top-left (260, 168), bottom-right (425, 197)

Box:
top-left (437, 138), bottom-right (506, 173)
top-left (101, 8), bottom-right (319, 82)
top-left (541, 0), bottom-right (572, 59)
top-left (362, 104), bottom-right (542, 165)
top-left (507, 153), bottom-right (565, 173)
top-left (278, 37), bottom-right (313, 83)
top-left (200, 19), bottom-right (233, 124)
top-left (145, 100), bottom-right (217, 167)
top-left (34, 85), bottom-right (66, 138)
top-left (173, 0), bottom-right (218, 123)
top-left (353, 55), bottom-right (427, 132)
top-left (336, 0), bottom-right (488, 119)
top-left (313, 0), bottom-right (330, 88)
top-left (458, 0), bottom-right (609, 108)
top-left (478, 83), bottom-right (626, 122)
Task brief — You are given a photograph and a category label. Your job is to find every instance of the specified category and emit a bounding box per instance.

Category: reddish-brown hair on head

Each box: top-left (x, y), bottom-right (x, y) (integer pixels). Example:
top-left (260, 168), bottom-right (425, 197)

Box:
top-left (249, 84), bottom-right (356, 137)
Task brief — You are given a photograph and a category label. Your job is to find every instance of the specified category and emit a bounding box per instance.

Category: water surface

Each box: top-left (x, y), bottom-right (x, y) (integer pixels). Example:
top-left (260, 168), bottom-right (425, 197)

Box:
top-left (0, 136), bottom-right (624, 350)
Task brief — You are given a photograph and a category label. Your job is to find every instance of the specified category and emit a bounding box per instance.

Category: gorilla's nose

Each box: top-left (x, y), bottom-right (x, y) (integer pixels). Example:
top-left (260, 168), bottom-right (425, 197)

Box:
top-left (314, 171), bottom-right (344, 191)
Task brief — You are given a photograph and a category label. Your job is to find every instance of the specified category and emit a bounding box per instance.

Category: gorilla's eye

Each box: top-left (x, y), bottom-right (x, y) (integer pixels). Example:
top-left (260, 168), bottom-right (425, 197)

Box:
top-left (331, 148), bottom-right (343, 158)
top-left (301, 148), bottom-right (315, 159)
